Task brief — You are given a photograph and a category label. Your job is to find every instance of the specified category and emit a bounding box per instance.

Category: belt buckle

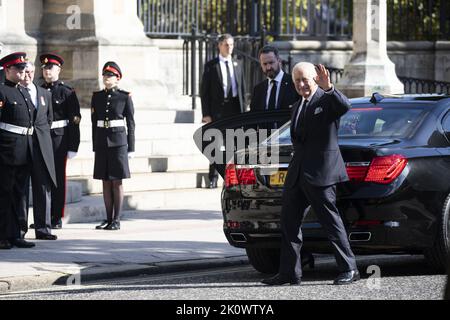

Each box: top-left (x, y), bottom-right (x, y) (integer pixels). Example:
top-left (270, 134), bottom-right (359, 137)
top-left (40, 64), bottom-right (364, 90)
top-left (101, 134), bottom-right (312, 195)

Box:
top-left (104, 120), bottom-right (109, 129)
top-left (27, 127), bottom-right (34, 135)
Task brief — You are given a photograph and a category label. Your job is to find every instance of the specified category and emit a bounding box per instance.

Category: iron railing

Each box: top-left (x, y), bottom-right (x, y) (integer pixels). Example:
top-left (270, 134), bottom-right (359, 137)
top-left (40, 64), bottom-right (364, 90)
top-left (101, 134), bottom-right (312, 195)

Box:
top-left (388, 0), bottom-right (450, 41)
top-left (138, 0), bottom-right (353, 39)
top-left (137, 0), bottom-right (449, 40)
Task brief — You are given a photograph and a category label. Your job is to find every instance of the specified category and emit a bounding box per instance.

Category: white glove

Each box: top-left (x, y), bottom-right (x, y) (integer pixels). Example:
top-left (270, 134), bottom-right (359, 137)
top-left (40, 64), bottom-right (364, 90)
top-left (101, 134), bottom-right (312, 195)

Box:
top-left (128, 152), bottom-right (135, 159)
top-left (67, 151), bottom-right (78, 159)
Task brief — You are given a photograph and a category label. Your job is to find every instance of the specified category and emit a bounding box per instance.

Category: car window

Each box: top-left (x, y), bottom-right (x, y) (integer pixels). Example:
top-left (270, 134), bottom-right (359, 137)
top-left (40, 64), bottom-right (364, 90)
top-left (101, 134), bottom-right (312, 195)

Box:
top-left (443, 111), bottom-right (450, 133)
top-left (264, 105), bottom-right (428, 145)
top-left (338, 106), bottom-right (426, 138)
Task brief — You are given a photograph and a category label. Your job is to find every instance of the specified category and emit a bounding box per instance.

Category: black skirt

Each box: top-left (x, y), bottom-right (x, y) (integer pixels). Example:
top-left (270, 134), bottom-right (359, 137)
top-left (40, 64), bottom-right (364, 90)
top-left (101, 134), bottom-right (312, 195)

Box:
top-left (94, 145), bottom-right (130, 180)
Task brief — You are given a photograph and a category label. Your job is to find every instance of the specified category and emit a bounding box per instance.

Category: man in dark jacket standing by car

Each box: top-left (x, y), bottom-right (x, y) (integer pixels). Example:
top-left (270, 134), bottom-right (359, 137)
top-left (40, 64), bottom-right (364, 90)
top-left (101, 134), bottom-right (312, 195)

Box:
top-left (200, 34), bottom-right (246, 189)
top-left (39, 53), bottom-right (81, 229)
top-left (262, 62), bottom-right (359, 286)
top-left (250, 46), bottom-right (299, 112)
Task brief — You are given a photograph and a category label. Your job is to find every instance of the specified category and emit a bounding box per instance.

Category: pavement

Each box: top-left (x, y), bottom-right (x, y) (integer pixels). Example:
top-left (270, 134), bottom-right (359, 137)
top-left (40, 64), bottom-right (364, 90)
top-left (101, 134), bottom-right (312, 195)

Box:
top-left (0, 188), bottom-right (247, 294)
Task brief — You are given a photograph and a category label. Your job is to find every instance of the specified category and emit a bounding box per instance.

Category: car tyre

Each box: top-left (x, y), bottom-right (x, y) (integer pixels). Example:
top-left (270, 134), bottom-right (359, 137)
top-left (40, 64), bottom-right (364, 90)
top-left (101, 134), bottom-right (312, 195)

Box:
top-left (245, 247), bottom-right (280, 274)
top-left (424, 193), bottom-right (450, 273)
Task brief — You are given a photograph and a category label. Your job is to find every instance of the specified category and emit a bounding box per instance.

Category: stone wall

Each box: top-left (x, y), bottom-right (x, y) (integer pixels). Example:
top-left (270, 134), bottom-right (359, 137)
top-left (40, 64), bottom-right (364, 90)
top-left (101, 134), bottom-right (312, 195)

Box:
top-left (274, 40), bottom-right (450, 81)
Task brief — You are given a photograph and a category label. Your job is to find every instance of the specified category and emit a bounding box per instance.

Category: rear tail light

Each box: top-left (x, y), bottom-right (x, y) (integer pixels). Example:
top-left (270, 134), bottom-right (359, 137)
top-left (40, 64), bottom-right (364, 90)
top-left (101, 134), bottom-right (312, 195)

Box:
top-left (346, 154), bottom-right (407, 184)
top-left (225, 164), bottom-right (257, 187)
top-left (365, 154), bottom-right (408, 184)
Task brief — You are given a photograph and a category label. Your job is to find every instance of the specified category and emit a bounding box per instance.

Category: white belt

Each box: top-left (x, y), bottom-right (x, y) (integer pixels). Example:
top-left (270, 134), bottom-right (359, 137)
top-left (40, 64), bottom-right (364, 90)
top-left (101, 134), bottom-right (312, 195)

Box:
top-left (51, 120), bottom-right (69, 129)
top-left (0, 122), bottom-right (34, 135)
top-left (97, 120), bottom-right (125, 128)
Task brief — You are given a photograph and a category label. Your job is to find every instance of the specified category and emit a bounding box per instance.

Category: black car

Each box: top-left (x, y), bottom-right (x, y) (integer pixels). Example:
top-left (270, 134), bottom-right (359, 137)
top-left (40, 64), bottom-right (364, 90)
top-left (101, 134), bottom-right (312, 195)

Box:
top-left (195, 93), bottom-right (450, 274)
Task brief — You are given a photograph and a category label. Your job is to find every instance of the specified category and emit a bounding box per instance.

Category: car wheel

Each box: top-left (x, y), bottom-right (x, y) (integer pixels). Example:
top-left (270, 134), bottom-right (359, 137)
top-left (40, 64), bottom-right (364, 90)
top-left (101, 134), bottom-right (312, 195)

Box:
top-left (424, 193), bottom-right (450, 273)
top-left (245, 247), bottom-right (280, 274)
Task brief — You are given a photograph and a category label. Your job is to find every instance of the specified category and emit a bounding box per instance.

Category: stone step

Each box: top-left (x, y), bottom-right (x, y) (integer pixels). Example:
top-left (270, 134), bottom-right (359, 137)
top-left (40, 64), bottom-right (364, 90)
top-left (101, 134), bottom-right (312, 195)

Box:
top-left (76, 138), bottom-right (202, 157)
top-left (66, 154), bottom-right (210, 177)
top-left (28, 181), bottom-right (82, 206)
top-left (70, 170), bottom-right (221, 195)
top-left (78, 123), bottom-right (202, 142)
top-left (61, 187), bottom-right (223, 224)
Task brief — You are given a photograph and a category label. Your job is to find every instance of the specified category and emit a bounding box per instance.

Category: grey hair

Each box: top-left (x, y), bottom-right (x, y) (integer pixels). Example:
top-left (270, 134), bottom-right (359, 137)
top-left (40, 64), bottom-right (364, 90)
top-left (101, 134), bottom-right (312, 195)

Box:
top-left (291, 62), bottom-right (317, 79)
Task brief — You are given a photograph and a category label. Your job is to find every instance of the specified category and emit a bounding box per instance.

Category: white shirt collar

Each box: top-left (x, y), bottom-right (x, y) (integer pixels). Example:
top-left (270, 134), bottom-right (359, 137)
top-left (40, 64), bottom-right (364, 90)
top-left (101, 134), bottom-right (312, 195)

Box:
top-left (268, 70), bottom-right (284, 84)
top-left (219, 55), bottom-right (233, 63)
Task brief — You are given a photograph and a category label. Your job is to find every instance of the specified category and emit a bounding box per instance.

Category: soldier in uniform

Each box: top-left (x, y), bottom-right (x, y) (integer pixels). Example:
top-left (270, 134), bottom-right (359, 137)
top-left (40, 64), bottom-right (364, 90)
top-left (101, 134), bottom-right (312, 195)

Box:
top-left (40, 53), bottom-right (81, 229)
top-left (91, 62), bottom-right (135, 231)
top-left (20, 62), bottom-right (58, 240)
top-left (0, 52), bottom-right (36, 249)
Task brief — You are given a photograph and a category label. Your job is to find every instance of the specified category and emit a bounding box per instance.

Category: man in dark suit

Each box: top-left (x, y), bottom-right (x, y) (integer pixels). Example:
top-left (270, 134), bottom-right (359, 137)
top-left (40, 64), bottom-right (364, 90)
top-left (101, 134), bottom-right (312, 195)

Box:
top-left (0, 52), bottom-right (36, 249)
top-left (250, 45), bottom-right (299, 112)
top-left (20, 62), bottom-right (58, 240)
top-left (200, 34), bottom-right (246, 188)
top-left (262, 62), bottom-right (359, 286)
top-left (40, 53), bottom-right (81, 229)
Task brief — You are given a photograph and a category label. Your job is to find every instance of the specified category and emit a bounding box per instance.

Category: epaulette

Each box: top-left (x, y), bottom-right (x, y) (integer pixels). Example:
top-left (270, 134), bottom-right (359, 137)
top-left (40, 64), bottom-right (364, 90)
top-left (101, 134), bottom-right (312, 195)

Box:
top-left (60, 81), bottom-right (75, 91)
top-left (118, 89), bottom-right (132, 97)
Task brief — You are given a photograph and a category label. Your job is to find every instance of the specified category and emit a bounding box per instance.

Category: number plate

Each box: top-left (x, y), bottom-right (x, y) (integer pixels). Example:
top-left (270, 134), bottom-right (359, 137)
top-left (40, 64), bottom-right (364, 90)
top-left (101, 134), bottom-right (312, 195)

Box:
top-left (270, 171), bottom-right (287, 186)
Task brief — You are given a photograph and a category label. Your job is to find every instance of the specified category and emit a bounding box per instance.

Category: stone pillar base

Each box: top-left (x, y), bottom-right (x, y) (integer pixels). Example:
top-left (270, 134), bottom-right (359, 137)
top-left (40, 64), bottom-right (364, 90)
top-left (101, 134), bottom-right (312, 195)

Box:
top-left (336, 55), bottom-right (405, 98)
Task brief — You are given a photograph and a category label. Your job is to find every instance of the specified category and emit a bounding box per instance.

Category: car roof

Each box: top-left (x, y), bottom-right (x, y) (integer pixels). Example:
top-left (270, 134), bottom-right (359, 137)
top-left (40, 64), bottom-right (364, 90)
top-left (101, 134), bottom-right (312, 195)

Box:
top-left (350, 93), bottom-right (450, 105)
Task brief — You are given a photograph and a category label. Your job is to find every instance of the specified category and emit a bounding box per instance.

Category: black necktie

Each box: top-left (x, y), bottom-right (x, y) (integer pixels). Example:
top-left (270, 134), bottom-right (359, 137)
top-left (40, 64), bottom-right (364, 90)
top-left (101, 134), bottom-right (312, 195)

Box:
top-left (268, 80), bottom-right (277, 110)
top-left (225, 61), bottom-right (232, 98)
top-left (298, 99), bottom-right (309, 138)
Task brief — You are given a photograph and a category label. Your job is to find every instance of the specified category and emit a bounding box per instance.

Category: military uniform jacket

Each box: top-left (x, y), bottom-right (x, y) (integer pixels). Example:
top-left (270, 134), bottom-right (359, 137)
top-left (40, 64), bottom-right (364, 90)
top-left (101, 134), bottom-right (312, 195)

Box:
top-left (42, 80), bottom-right (81, 152)
top-left (91, 88), bottom-right (135, 152)
top-left (0, 80), bottom-right (34, 166)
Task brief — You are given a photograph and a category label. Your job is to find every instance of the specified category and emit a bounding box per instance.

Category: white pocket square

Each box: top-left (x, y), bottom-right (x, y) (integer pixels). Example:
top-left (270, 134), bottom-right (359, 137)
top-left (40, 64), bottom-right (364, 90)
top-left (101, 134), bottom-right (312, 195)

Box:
top-left (314, 107), bottom-right (323, 115)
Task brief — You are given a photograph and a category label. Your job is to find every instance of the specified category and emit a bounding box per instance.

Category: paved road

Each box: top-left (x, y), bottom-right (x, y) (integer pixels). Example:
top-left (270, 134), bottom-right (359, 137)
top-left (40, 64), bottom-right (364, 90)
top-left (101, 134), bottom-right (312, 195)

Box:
top-left (1, 254), bottom-right (446, 300)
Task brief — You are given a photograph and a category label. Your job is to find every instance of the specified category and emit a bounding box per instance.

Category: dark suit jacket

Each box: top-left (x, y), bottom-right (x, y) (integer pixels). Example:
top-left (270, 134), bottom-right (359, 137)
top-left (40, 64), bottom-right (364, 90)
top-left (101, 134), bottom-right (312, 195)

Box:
top-left (91, 88), bottom-right (135, 152)
top-left (34, 85), bottom-right (57, 187)
top-left (285, 87), bottom-right (351, 188)
top-left (250, 72), bottom-right (300, 112)
top-left (200, 57), bottom-right (245, 120)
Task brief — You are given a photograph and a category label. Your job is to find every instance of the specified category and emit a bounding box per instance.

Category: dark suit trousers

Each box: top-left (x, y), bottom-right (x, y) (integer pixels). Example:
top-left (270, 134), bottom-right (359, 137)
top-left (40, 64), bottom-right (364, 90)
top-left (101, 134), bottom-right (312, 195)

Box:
top-left (31, 137), bottom-right (53, 235)
top-left (51, 133), bottom-right (68, 222)
top-left (279, 176), bottom-right (357, 279)
top-left (0, 163), bottom-right (31, 241)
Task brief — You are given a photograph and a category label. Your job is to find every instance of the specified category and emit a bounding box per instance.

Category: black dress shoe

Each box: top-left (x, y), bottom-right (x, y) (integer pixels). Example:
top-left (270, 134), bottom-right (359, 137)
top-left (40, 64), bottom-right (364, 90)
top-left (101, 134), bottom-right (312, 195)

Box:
top-left (104, 220), bottom-right (120, 230)
top-left (333, 270), bottom-right (360, 285)
top-left (29, 224), bottom-right (35, 229)
top-left (208, 178), bottom-right (218, 189)
top-left (0, 240), bottom-right (12, 250)
top-left (10, 239), bottom-right (36, 248)
top-left (96, 220), bottom-right (110, 230)
top-left (301, 252), bottom-right (315, 269)
top-left (261, 274), bottom-right (301, 286)
top-left (36, 233), bottom-right (58, 240)
top-left (51, 221), bottom-right (62, 229)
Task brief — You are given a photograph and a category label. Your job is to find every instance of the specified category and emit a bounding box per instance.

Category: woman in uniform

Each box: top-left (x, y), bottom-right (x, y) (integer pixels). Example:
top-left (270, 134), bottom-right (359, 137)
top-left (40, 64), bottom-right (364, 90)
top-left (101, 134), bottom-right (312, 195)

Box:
top-left (91, 62), bottom-right (135, 230)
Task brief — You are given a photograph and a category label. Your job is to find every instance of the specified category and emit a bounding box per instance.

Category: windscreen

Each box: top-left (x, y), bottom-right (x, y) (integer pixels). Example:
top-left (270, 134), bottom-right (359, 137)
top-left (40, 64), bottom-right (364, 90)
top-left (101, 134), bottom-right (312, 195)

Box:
top-left (264, 105), bottom-right (427, 145)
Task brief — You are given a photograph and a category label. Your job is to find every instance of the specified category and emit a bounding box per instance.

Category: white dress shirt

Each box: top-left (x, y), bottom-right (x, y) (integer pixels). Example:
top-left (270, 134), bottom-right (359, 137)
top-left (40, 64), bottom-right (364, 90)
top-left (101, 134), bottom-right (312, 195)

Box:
top-left (265, 70), bottom-right (285, 110)
top-left (218, 55), bottom-right (238, 98)
top-left (26, 83), bottom-right (38, 108)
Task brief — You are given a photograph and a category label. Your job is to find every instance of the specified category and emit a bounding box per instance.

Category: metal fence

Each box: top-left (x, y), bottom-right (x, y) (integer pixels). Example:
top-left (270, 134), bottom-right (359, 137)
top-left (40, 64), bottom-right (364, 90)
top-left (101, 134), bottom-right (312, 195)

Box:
top-left (388, 0), bottom-right (450, 41)
top-left (138, 0), bottom-right (353, 39)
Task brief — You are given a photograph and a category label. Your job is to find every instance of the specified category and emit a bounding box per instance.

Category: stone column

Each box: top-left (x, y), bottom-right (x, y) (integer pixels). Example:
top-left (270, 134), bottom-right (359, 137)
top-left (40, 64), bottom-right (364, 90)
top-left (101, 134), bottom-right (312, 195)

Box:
top-left (0, 0), bottom-right (40, 57)
top-left (336, 0), bottom-right (404, 97)
top-left (39, 0), bottom-right (169, 109)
